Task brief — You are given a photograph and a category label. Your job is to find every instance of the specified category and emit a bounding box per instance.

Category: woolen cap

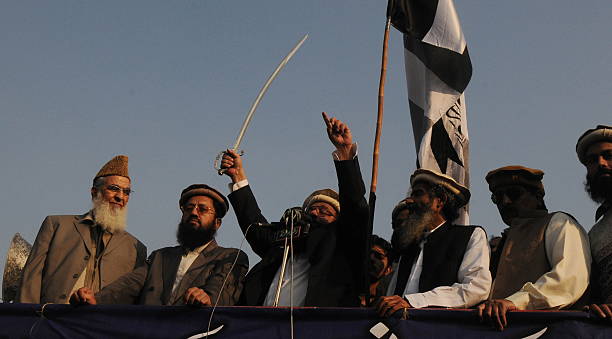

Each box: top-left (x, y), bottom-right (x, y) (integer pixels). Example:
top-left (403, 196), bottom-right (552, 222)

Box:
top-left (94, 155), bottom-right (130, 182)
top-left (485, 165), bottom-right (545, 195)
top-left (302, 188), bottom-right (340, 214)
top-left (179, 184), bottom-right (229, 218)
top-left (576, 125), bottom-right (612, 164)
top-left (410, 169), bottom-right (470, 208)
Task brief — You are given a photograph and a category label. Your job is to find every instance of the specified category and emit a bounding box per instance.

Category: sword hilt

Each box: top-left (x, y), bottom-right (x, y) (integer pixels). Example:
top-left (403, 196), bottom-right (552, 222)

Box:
top-left (214, 149), bottom-right (244, 175)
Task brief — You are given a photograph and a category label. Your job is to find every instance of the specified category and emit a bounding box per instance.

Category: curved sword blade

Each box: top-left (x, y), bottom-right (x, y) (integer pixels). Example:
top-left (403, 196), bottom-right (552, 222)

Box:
top-left (231, 34), bottom-right (308, 150)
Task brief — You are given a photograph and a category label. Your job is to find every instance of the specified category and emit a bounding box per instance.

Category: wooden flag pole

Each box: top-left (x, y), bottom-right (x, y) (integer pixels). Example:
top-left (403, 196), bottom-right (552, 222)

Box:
top-left (363, 0), bottom-right (393, 306)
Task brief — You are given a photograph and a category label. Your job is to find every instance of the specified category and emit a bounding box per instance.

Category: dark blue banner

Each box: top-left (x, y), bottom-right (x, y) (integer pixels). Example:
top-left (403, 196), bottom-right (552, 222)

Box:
top-left (1, 304), bottom-right (611, 338)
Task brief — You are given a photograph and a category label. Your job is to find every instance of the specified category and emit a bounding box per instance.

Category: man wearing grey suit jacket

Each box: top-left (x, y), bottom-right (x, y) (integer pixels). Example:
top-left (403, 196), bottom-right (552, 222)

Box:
top-left (71, 184), bottom-right (248, 306)
top-left (17, 155), bottom-right (147, 304)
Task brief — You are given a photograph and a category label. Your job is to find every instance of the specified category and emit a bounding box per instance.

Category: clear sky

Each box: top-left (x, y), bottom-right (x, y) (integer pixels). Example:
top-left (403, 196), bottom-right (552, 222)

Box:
top-left (1, 1), bottom-right (610, 295)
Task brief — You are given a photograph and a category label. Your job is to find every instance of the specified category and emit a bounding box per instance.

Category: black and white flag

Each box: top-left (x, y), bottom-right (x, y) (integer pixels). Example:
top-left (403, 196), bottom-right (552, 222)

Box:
top-left (390, 0), bottom-right (472, 222)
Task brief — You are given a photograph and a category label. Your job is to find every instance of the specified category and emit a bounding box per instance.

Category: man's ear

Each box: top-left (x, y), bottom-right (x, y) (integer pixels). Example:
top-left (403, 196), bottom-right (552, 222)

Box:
top-left (91, 187), bottom-right (97, 199)
top-left (214, 218), bottom-right (222, 230)
top-left (433, 196), bottom-right (446, 212)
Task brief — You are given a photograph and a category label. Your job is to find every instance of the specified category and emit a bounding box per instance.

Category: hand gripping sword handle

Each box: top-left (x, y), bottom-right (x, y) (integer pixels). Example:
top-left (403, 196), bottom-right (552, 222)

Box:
top-left (215, 149), bottom-right (244, 175)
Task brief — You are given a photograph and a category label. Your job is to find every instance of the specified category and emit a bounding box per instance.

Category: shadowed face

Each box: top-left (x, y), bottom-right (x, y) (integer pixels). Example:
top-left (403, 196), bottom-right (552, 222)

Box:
top-left (585, 141), bottom-right (612, 203)
top-left (491, 184), bottom-right (540, 226)
top-left (369, 245), bottom-right (393, 281)
top-left (306, 202), bottom-right (338, 225)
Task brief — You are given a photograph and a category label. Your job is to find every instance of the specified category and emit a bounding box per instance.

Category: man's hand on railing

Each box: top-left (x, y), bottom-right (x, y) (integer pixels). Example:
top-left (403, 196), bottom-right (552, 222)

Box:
top-left (477, 299), bottom-right (517, 331)
top-left (69, 287), bottom-right (97, 305)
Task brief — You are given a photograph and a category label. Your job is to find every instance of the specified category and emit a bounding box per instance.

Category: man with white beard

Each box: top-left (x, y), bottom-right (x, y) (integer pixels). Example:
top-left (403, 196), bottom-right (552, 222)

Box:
top-left (17, 155), bottom-right (147, 304)
top-left (375, 169), bottom-right (491, 317)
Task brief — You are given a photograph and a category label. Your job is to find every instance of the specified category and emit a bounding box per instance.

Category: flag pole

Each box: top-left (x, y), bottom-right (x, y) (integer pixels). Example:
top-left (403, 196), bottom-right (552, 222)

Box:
top-left (363, 0), bottom-right (393, 306)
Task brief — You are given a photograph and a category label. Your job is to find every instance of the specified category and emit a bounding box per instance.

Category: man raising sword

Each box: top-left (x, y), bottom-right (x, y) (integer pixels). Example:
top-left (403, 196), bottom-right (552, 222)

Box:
top-left (220, 113), bottom-right (369, 307)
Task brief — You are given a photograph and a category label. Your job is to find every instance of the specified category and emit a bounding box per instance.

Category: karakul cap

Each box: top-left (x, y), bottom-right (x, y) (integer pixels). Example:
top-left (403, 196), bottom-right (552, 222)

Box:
top-left (94, 155), bottom-right (129, 181)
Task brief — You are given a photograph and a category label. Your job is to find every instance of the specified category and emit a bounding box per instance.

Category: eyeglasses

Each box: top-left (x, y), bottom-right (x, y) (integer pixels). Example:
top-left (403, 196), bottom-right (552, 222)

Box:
top-left (181, 204), bottom-right (216, 215)
top-left (105, 184), bottom-right (132, 196)
top-left (585, 150), bottom-right (612, 166)
top-left (491, 186), bottom-right (527, 205)
top-left (307, 205), bottom-right (336, 217)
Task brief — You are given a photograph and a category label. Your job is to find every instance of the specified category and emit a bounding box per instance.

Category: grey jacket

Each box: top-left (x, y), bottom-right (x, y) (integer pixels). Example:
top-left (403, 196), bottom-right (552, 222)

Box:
top-left (95, 240), bottom-right (249, 306)
top-left (17, 214), bottom-right (147, 303)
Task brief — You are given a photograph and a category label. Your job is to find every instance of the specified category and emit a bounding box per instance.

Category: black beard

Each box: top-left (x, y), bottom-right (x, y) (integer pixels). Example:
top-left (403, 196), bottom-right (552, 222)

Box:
top-left (585, 171), bottom-right (612, 203)
top-left (391, 203), bottom-right (434, 252)
top-left (176, 220), bottom-right (216, 250)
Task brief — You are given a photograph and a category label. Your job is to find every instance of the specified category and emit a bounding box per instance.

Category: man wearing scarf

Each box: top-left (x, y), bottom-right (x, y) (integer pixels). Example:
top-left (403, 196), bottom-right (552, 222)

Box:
top-left (478, 166), bottom-right (591, 330)
top-left (220, 113), bottom-right (368, 307)
top-left (576, 125), bottom-right (612, 318)
top-left (17, 155), bottom-right (147, 304)
top-left (375, 169), bottom-right (491, 316)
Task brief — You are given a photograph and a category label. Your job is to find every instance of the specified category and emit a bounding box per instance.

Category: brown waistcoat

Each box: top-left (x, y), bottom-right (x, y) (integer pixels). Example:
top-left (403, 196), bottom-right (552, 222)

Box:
top-left (490, 210), bottom-right (552, 300)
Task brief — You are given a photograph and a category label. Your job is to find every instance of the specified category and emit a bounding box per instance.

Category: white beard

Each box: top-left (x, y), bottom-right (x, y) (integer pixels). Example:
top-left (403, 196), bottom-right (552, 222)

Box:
top-left (92, 194), bottom-right (128, 233)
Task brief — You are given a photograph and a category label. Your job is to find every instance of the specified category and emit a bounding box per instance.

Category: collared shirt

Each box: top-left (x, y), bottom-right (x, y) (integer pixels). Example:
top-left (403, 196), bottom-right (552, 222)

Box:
top-left (263, 253), bottom-right (311, 307)
top-left (505, 212), bottom-right (591, 309)
top-left (386, 223), bottom-right (491, 308)
top-left (170, 240), bottom-right (213, 300)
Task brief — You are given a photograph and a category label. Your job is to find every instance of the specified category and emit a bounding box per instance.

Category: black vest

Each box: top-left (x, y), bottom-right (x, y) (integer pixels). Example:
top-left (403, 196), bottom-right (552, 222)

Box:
top-left (396, 223), bottom-right (478, 294)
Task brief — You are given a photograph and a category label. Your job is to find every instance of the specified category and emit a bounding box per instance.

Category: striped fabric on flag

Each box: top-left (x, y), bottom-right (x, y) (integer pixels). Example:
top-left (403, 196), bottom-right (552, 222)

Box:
top-left (390, 0), bottom-right (472, 223)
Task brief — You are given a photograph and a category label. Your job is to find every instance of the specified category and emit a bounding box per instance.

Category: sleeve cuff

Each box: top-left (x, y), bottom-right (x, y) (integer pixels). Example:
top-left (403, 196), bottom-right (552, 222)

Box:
top-left (332, 143), bottom-right (358, 161)
top-left (228, 179), bottom-right (249, 192)
top-left (405, 293), bottom-right (427, 309)
top-left (504, 291), bottom-right (530, 310)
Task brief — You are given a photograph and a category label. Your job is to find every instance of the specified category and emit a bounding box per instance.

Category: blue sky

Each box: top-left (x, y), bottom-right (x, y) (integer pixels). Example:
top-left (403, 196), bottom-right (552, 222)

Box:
top-left (1, 1), bottom-right (610, 294)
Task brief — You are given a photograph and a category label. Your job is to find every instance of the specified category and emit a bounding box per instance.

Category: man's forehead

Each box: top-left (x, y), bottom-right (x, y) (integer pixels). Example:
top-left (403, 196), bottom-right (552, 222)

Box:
top-left (104, 175), bottom-right (131, 187)
top-left (587, 141), bottom-right (612, 155)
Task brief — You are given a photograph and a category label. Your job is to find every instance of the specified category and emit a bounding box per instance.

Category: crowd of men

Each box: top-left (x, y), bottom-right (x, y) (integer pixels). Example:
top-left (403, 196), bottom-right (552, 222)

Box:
top-left (13, 119), bottom-right (612, 331)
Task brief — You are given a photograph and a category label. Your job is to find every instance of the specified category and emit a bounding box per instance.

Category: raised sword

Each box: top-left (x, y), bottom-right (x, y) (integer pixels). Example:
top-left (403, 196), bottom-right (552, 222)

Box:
top-left (215, 34), bottom-right (309, 174)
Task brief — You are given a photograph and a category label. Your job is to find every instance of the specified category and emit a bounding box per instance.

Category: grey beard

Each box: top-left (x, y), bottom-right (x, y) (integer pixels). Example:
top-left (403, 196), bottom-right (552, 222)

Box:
top-left (391, 209), bottom-right (435, 252)
top-left (92, 194), bottom-right (128, 233)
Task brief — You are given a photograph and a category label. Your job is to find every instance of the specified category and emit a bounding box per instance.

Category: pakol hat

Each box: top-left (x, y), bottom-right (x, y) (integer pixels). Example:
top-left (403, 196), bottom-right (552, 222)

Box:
top-left (576, 125), bottom-right (612, 164)
top-left (485, 165), bottom-right (545, 195)
top-left (302, 189), bottom-right (340, 214)
top-left (94, 155), bottom-right (130, 182)
top-left (410, 169), bottom-right (470, 208)
top-left (179, 184), bottom-right (230, 218)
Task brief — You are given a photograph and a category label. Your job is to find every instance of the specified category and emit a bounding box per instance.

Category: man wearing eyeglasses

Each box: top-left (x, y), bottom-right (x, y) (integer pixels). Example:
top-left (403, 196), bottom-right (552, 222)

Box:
top-left (478, 166), bottom-right (591, 330)
top-left (17, 155), bottom-right (147, 304)
top-left (70, 184), bottom-right (248, 306)
top-left (375, 169), bottom-right (491, 316)
top-left (576, 125), bottom-right (612, 318)
top-left (220, 112), bottom-right (369, 307)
